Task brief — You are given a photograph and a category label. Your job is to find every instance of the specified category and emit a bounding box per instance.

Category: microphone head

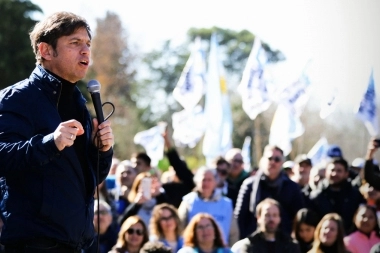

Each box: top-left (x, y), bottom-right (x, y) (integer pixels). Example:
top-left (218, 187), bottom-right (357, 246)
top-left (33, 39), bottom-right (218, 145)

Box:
top-left (87, 79), bottom-right (101, 93)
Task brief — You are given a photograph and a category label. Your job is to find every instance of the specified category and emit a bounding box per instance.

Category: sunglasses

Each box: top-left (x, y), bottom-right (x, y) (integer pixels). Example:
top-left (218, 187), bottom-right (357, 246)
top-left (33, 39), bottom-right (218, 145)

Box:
top-left (94, 210), bottom-right (110, 216)
top-left (216, 168), bottom-right (228, 176)
top-left (126, 228), bottom-right (144, 236)
top-left (159, 215), bottom-right (174, 222)
top-left (268, 156), bottom-right (282, 163)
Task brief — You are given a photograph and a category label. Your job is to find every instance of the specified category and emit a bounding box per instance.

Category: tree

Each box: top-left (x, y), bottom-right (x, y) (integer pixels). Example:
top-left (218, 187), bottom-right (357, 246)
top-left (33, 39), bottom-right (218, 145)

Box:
top-left (87, 11), bottom-right (141, 160)
top-left (0, 0), bottom-right (42, 89)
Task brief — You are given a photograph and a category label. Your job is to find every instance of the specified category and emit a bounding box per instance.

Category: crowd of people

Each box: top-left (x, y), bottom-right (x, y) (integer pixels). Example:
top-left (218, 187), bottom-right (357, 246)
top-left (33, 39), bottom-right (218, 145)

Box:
top-left (1, 10), bottom-right (380, 253)
top-left (89, 130), bottom-right (380, 253)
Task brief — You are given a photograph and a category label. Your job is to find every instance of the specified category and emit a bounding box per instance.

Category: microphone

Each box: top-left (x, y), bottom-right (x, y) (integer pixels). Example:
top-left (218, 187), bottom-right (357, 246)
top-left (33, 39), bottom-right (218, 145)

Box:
top-left (87, 80), bottom-right (104, 124)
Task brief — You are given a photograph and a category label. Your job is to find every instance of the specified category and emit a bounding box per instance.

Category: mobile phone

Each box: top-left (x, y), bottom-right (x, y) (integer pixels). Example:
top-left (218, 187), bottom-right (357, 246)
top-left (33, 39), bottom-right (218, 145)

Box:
top-left (375, 139), bottom-right (380, 147)
top-left (141, 177), bottom-right (152, 199)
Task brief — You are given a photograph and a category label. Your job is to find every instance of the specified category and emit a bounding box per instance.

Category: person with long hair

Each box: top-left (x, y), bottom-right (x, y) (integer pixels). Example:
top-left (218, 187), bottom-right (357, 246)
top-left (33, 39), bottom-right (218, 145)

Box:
top-left (118, 172), bottom-right (168, 228)
top-left (308, 213), bottom-right (350, 253)
top-left (109, 215), bottom-right (149, 253)
top-left (178, 213), bottom-right (232, 253)
top-left (292, 208), bottom-right (320, 253)
top-left (344, 204), bottom-right (380, 253)
top-left (149, 203), bottom-right (184, 252)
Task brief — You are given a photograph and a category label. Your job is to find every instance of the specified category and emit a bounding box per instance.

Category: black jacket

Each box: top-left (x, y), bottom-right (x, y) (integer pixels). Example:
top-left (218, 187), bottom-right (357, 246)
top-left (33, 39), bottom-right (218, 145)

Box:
top-left (0, 66), bottom-right (113, 249)
top-left (233, 230), bottom-right (301, 253)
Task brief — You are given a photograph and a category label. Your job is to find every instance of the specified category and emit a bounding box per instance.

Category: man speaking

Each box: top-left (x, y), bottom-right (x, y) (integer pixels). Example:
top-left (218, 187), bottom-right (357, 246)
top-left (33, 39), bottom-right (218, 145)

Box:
top-left (0, 11), bottom-right (114, 253)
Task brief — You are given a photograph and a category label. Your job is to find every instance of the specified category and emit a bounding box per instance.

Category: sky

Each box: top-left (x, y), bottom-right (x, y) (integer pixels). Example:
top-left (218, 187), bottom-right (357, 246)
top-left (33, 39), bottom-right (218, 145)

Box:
top-left (30, 0), bottom-right (380, 110)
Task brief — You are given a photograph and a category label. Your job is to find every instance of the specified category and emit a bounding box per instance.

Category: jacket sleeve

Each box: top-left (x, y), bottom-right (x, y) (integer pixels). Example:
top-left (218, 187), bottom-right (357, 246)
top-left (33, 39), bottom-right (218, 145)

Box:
top-left (364, 159), bottom-right (380, 190)
top-left (117, 202), bottom-right (142, 226)
top-left (0, 102), bottom-right (62, 177)
top-left (234, 176), bottom-right (254, 239)
top-left (166, 148), bottom-right (195, 190)
top-left (177, 199), bottom-right (190, 228)
top-left (228, 215), bottom-right (240, 247)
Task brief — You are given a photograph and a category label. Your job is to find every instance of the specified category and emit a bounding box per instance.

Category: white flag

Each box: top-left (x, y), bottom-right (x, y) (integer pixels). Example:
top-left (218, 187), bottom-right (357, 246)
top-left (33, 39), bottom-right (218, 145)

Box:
top-left (320, 87), bottom-right (339, 119)
top-left (173, 37), bottom-right (206, 111)
top-left (202, 33), bottom-right (225, 165)
top-left (242, 136), bottom-right (252, 172)
top-left (172, 105), bottom-right (206, 148)
top-left (307, 137), bottom-right (329, 166)
top-left (238, 37), bottom-right (271, 120)
top-left (278, 66), bottom-right (312, 117)
top-left (355, 70), bottom-right (378, 136)
top-left (269, 104), bottom-right (304, 156)
top-left (134, 126), bottom-right (164, 167)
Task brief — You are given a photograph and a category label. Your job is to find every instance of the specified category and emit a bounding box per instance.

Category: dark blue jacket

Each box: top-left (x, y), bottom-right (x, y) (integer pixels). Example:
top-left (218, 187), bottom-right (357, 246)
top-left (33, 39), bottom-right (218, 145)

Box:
top-left (0, 66), bottom-right (113, 249)
top-left (234, 172), bottom-right (305, 239)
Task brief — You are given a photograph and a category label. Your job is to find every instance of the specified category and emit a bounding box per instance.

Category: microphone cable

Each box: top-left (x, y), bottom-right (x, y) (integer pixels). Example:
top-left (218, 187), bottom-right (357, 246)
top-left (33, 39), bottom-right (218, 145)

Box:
top-left (92, 101), bottom-right (115, 253)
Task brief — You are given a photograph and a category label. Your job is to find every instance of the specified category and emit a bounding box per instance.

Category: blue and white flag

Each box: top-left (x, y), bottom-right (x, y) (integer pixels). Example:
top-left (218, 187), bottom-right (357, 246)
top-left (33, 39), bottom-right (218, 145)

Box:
top-left (242, 136), bottom-right (252, 172)
top-left (278, 64), bottom-right (312, 117)
top-left (269, 104), bottom-right (304, 156)
top-left (355, 70), bottom-right (378, 136)
top-left (307, 137), bottom-right (329, 167)
top-left (173, 37), bottom-right (206, 111)
top-left (134, 126), bottom-right (164, 167)
top-left (320, 87), bottom-right (339, 119)
top-left (238, 37), bottom-right (271, 120)
top-left (202, 33), bottom-right (232, 165)
top-left (172, 105), bottom-right (206, 148)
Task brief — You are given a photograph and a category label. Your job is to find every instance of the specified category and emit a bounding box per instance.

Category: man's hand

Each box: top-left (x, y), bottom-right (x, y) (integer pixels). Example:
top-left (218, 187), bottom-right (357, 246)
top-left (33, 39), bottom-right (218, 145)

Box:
top-left (366, 138), bottom-right (379, 160)
top-left (91, 119), bottom-right (114, 152)
top-left (53, 120), bottom-right (84, 151)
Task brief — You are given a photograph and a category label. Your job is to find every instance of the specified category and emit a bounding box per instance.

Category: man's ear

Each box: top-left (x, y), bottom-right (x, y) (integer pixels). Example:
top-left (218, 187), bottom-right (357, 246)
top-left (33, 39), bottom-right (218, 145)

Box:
top-left (38, 42), bottom-right (54, 60)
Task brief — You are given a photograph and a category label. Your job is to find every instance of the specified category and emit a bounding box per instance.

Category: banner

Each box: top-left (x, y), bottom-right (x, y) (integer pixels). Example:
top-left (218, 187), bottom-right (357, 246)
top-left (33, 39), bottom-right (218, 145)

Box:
top-left (242, 136), bottom-right (252, 172)
top-left (134, 126), bottom-right (165, 167)
top-left (238, 37), bottom-right (271, 120)
top-left (307, 137), bottom-right (329, 166)
top-left (355, 69), bottom-right (378, 136)
top-left (173, 36), bottom-right (206, 111)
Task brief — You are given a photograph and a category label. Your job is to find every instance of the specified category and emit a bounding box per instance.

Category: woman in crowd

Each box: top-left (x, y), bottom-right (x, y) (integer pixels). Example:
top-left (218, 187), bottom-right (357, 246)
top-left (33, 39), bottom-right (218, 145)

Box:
top-left (178, 213), bottom-right (232, 253)
top-left (344, 204), bottom-right (380, 253)
top-left (292, 208), bottom-right (320, 253)
top-left (178, 166), bottom-right (239, 246)
top-left (109, 215), bottom-right (149, 253)
top-left (308, 213), bottom-right (350, 253)
top-left (118, 172), bottom-right (168, 227)
top-left (149, 203), bottom-right (184, 252)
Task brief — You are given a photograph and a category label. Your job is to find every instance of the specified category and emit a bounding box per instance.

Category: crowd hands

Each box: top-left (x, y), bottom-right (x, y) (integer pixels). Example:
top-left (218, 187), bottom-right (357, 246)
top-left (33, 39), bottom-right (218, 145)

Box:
top-left (89, 132), bottom-right (380, 253)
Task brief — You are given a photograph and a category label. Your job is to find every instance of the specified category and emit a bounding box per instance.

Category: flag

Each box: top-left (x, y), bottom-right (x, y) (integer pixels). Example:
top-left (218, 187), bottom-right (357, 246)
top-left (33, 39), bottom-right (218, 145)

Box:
top-left (134, 126), bottom-right (165, 167)
top-left (278, 63), bottom-right (312, 117)
top-left (355, 69), bottom-right (378, 136)
top-left (307, 137), bottom-right (329, 166)
top-left (269, 104), bottom-right (304, 156)
top-left (173, 37), bottom-right (206, 111)
top-left (172, 105), bottom-right (206, 148)
top-left (238, 37), bottom-right (271, 120)
top-left (202, 33), bottom-right (232, 165)
top-left (242, 136), bottom-right (252, 172)
top-left (320, 87), bottom-right (339, 119)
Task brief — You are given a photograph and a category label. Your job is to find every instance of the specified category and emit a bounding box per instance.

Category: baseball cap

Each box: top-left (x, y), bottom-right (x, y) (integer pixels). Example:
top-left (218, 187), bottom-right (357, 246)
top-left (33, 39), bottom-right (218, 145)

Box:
top-left (326, 145), bottom-right (343, 158)
top-left (294, 154), bottom-right (312, 167)
top-left (351, 157), bottom-right (365, 169)
top-left (283, 161), bottom-right (295, 170)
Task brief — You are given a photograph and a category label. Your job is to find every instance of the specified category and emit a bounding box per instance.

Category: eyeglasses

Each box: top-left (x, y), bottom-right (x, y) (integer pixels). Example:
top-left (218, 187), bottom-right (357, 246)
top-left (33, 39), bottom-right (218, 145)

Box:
top-left (196, 223), bottom-right (213, 231)
top-left (268, 156), bottom-right (282, 163)
top-left (159, 215), bottom-right (174, 222)
top-left (94, 210), bottom-right (110, 216)
top-left (216, 168), bottom-right (228, 176)
top-left (126, 228), bottom-right (144, 236)
top-left (232, 159), bottom-right (243, 164)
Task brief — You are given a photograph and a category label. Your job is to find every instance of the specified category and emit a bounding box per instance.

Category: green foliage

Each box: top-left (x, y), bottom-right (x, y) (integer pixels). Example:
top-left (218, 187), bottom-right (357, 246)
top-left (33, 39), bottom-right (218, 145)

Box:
top-left (0, 0), bottom-right (42, 89)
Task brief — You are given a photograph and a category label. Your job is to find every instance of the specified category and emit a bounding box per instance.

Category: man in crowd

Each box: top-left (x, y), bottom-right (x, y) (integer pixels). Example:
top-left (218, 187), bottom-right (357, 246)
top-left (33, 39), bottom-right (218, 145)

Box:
top-left (231, 198), bottom-right (300, 253)
top-left (308, 157), bottom-right (366, 232)
top-left (234, 144), bottom-right (305, 238)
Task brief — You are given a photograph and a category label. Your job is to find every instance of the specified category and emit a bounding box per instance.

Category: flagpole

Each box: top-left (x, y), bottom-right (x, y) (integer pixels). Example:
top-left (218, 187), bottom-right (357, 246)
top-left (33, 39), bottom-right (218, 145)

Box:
top-left (253, 115), bottom-right (262, 165)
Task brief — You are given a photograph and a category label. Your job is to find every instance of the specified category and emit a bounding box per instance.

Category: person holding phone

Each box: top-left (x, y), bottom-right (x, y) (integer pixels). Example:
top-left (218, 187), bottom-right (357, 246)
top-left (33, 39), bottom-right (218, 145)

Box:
top-left (118, 172), bottom-right (168, 228)
top-left (364, 138), bottom-right (380, 191)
